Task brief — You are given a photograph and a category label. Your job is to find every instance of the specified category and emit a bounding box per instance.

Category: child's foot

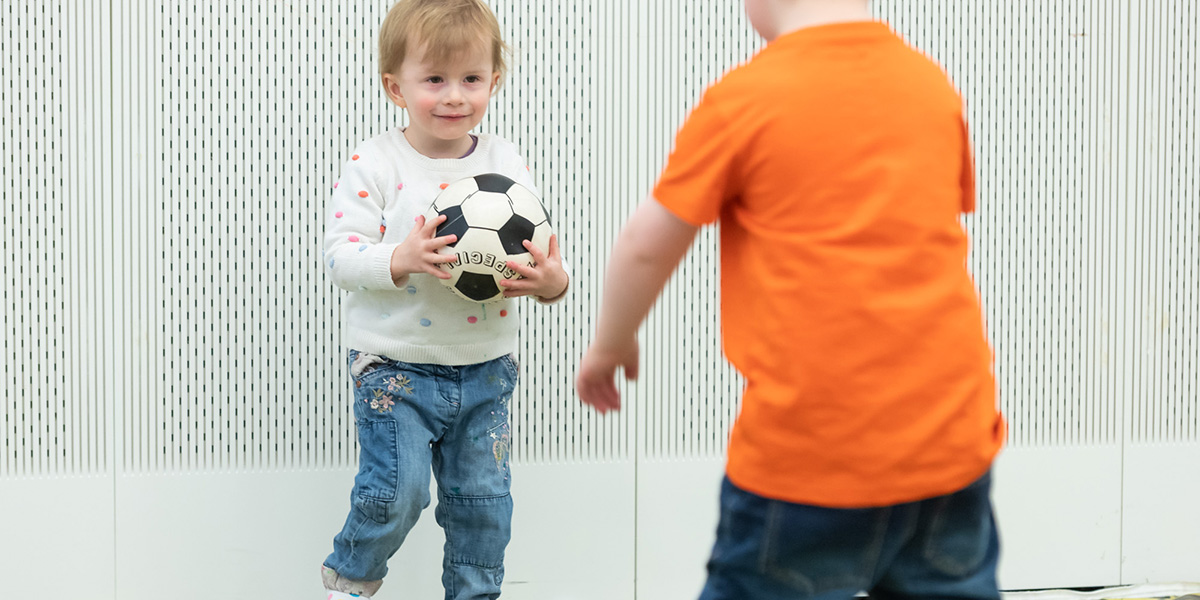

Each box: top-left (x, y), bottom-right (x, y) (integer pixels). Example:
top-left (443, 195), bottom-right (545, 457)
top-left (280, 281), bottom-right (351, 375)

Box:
top-left (321, 565), bottom-right (382, 599)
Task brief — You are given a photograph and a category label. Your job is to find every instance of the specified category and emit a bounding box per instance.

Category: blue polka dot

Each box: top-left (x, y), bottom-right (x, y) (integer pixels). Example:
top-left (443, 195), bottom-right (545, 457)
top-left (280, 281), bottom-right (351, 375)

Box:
top-left (419, 318), bottom-right (432, 327)
top-left (358, 244), bottom-right (368, 252)
top-left (406, 286), bottom-right (418, 294)
top-left (328, 259), bottom-right (335, 268)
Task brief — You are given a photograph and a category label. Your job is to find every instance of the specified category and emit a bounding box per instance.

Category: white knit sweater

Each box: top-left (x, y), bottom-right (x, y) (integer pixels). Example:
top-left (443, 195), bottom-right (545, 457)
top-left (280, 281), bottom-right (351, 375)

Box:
top-left (324, 129), bottom-right (544, 366)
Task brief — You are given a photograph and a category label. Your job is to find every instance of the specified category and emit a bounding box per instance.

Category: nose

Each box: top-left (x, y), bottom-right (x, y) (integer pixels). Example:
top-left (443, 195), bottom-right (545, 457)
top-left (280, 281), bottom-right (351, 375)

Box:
top-left (443, 83), bottom-right (465, 105)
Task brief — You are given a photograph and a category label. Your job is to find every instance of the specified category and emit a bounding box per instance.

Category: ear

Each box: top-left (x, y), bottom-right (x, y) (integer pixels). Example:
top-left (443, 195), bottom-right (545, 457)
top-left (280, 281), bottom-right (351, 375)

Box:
top-left (382, 73), bottom-right (407, 108)
top-left (489, 71), bottom-right (501, 93)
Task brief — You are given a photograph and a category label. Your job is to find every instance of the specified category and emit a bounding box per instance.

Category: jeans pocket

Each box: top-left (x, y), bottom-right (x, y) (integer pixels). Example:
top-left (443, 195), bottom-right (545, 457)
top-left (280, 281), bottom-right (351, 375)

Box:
top-left (714, 479), bottom-right (873, 597)
top-left (761, 502), bottom-right (881, 596)
top-left (921, 474), bottom-right (995, 577)
top-left (500, 354), bottom-right (520, 383)
top-left (353, 494), bottom-right (391, 525)
top-left (354, 419), bottom-right (399, 503)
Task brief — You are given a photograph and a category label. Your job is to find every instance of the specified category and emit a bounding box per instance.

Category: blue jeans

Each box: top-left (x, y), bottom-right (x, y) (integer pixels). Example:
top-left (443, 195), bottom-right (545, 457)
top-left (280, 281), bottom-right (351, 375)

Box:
top-left (325, 351), bottom-right (518, 600)
top-left (699, 472), bottom-right (1001, 600)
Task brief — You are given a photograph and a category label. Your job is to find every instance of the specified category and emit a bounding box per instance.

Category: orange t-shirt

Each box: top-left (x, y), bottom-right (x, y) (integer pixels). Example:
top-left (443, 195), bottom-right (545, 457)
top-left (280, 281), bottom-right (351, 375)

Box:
top-left (653, 21), bottom-right (1005, 508)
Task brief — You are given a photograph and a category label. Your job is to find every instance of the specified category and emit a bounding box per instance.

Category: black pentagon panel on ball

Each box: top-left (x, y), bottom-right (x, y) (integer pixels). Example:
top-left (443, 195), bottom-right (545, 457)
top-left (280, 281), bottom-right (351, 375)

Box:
top-left (455, 271), bottom-right (502, 302)
top-left (473, 173), bottom-right (515, 194)
top-left (496, 214), bottom-right (536, 255)
top-left (435, 205), bottom-right (469, 248)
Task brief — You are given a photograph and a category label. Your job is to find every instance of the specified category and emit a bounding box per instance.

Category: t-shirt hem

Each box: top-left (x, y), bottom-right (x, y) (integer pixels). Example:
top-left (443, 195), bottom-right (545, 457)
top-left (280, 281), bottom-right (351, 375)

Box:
top-left (725, 451), bottom-right (1000, 508)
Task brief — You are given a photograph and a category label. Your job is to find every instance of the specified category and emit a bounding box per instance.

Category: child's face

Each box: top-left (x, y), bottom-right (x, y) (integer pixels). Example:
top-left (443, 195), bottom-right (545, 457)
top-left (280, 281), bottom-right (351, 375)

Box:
top-left (383, 40), bottom-right (499, 158)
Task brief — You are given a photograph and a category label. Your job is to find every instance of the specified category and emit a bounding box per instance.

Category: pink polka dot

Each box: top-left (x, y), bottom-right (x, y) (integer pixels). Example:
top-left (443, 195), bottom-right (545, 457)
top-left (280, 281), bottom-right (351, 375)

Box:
top-left (348, 235), bottom-right (360, 242)
top-left (397, 183), bottom-right (404, 190)
top-left (358, 191), bottom-right (369, 198)
top-left (333, 182), bottom-right (339, 188)
top-left (335, 211), bottom-right (344, 218)
top-left (467, 316), bottom-right (478, 324)
top-left (352, 154), bottom-right (360, 161)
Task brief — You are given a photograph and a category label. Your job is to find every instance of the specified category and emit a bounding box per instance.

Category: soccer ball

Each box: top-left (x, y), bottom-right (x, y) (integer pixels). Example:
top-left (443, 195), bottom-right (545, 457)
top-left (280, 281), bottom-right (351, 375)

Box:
top-left (424, 173), bottom-right (553, 303)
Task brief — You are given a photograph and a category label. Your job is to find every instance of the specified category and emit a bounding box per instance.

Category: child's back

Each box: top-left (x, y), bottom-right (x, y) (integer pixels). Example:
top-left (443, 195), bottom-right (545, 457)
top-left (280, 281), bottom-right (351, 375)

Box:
top-left (653, 21), bottom-right (1004, 508)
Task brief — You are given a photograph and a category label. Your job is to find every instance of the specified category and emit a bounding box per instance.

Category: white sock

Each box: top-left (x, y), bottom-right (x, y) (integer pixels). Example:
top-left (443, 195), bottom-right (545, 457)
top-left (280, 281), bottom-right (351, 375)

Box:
top-left (325, 591), bottom-right (369, 600)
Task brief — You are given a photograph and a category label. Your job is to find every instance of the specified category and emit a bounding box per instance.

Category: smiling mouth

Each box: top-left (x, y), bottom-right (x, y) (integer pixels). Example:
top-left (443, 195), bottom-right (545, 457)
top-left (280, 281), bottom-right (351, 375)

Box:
top-left (437, 114), bottom-right (469, 120)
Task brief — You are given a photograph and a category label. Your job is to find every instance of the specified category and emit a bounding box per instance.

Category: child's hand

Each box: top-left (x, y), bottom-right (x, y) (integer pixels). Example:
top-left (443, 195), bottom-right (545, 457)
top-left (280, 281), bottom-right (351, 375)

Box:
top-left (576, 339), bottom-right (639, 413)
top-left (390, 214), bottom-right (458, 287)
top-left (500, 234), bottom-right (568, 300)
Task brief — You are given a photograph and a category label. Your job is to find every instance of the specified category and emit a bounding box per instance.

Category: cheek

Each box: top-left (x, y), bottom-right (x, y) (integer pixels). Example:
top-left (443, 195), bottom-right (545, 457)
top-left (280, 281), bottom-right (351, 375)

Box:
top-left (469, 90), bottom-right (493, 111)
top-left (412, 95), bottom-right (441, 112)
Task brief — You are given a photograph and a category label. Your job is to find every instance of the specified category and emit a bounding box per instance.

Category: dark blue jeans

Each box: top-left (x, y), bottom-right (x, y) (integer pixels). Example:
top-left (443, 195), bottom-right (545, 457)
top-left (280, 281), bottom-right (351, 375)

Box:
top-left (699, 472), bottom-right (1001, 600)
top-left (325, 352), bottom-right (518, 600)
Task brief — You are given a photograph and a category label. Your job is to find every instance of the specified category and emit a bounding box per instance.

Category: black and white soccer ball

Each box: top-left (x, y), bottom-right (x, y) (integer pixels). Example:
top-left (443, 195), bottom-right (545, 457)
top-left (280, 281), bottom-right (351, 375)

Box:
top-left (424, 173), bottom-right (553, 303)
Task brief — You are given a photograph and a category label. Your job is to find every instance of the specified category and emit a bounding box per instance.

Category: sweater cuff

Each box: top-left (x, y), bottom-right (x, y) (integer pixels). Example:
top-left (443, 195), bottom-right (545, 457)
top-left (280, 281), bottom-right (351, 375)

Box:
top-left (367, 243), bottom-right (402, 289)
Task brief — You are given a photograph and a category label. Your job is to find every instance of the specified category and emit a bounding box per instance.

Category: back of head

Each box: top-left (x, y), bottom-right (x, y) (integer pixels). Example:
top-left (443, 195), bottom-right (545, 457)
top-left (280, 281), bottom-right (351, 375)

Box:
top-left (378, 0), bottom-right (509, 88)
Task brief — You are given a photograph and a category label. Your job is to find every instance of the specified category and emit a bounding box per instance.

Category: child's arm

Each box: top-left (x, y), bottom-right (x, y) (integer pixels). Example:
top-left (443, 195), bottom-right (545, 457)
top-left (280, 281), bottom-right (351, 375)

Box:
top-left (499, 235), bottom-right (569, 302)
top-left (324, 149), bottom-right (456, 291)
top-left (575, 198), bottom-right (699, 413)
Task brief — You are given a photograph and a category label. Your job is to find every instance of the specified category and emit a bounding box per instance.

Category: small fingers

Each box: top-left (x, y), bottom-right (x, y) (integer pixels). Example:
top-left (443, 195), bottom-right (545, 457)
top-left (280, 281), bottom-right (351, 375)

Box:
top-left (522, 238), bottom-right (549, 262)
top-left (421, 213), bottom-right (447, 235)
top-left (430, 233), bottom-right (458, 248)
top-left (502, 260), bottom-right (538, 279)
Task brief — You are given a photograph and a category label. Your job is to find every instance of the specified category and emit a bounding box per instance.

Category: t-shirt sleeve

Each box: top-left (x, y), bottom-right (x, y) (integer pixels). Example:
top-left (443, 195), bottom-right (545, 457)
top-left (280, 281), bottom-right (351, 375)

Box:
top-left (652, 90), bottom-right (739, 226)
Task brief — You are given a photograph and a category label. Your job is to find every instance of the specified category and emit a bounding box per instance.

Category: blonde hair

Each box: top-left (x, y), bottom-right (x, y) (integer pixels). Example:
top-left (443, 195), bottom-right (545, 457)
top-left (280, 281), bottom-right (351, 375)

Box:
top-left (379, 0), bottom-right (509, 89)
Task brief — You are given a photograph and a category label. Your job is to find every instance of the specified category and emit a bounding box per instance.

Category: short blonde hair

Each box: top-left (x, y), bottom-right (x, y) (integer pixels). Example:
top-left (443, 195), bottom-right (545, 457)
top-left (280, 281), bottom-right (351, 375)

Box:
top-left (379, 0), bottom-right (508, 88)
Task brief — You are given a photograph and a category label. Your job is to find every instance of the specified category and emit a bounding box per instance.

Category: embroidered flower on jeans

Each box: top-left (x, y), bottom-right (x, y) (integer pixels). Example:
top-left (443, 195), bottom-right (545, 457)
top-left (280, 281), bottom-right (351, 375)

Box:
top-left (491, 430), bottom-right (511, 472)
top-left (368, 389), bottom-right (396, 412)
top-left (386, 374), bottom-right (414, 395)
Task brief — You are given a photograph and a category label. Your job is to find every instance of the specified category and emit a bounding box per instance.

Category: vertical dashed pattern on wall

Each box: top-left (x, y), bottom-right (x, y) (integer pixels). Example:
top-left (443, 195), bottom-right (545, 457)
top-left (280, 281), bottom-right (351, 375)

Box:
top-left (491, 0), bottom-right (751, 464)
top-left (1, 1), bottom-right (109, 478)
top-left (13, 0), bottom-right (1192, 478)
top-left (490, 0), bottom-right (635, 464)
top-left (1128, 1), bottom-right (1199, 444)
top-left (116, 0), bottom-right (402, 473)
top-left (635, 2), bottom-right (754, 461)
top-left (877, 1), bottom-right (1126, 447)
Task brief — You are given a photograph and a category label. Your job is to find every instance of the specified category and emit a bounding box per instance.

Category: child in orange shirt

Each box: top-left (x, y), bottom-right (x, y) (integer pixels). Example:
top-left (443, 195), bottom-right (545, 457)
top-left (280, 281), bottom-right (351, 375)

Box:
top-left (576, 0), bottom-right (1005, 598)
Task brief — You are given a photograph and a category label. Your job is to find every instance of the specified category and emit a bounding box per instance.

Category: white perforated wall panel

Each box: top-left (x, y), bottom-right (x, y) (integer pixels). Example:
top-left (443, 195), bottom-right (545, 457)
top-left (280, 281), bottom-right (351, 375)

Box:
top-left (1128, 1), bottom-right (1199, 447)
top-left (1, 0), bottom-right (111, 479)
top-left (1122, 0), bottom-right (1200, 584)
top-left (1, 2), bottom-right (118, 596)
top-left (117, 0), bottom-right (363, 474)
